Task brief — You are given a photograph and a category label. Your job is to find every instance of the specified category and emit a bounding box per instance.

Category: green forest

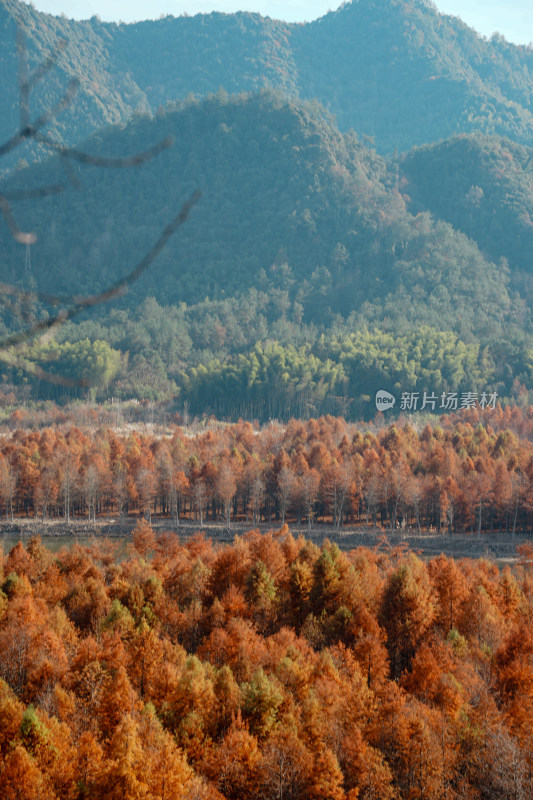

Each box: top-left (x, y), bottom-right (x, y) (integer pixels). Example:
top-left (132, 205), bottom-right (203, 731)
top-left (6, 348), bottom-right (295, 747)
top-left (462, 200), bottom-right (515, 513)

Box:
top-left (1, 0), bottom-right (533, 419)
top-left (2, 0), bottom-right (533, 169)
top-left (1, 91), bottom-right (533, 417)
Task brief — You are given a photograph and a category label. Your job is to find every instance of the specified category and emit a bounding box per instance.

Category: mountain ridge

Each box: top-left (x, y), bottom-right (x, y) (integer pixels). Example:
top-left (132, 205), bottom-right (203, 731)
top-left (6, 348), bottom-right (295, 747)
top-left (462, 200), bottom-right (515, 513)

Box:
top-left (2, 0), bottom-right (533, 171)
top-left (2, 1), bottom-right (533, 412)
top-left (1, 91), bottom-right (519, 330)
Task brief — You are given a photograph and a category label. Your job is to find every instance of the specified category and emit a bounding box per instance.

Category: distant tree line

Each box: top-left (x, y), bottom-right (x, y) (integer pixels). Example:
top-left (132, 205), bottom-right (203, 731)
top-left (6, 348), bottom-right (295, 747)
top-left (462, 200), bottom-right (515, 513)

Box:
top-left (2, 407), bottom-right (533, 534)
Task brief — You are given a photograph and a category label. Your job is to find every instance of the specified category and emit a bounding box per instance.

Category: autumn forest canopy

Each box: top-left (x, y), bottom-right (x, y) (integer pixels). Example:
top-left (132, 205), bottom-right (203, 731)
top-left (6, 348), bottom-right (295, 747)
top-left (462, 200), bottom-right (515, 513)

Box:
top-left (3, 1), bottom-right (533, 796)
top-left (2, 515), bottom-right (533, 798)
top-left (2, 410), bottom-right (533, 536)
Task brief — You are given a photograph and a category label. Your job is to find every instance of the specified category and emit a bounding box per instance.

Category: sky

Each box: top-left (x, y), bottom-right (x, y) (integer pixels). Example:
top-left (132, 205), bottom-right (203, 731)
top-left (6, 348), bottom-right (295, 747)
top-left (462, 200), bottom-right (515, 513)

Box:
top-left (25, 0), bottom-right (533, 47)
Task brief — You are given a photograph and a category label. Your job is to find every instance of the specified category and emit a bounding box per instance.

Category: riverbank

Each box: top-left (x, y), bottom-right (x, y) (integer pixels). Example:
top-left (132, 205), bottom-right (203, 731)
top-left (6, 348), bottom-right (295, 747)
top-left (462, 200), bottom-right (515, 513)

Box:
top-left (1, 518), bottom-right (530, 563)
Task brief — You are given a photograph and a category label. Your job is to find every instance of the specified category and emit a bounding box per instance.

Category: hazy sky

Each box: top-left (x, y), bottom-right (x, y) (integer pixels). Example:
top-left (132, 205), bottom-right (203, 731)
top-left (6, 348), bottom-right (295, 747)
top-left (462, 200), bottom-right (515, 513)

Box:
top-left (25, 0), bottom-right (533, 47)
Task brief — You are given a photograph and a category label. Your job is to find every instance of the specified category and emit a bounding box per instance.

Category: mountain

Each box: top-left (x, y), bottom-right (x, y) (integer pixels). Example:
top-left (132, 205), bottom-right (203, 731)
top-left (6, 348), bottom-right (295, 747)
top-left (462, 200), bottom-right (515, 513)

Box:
top-left (2, 94), bottom-right (532, 414)
top-left (293, 0), bottom-right (533, 152)
top-left (2, 0), bottom-right (533, 171)
top-left (400, 133), bottom-right (533, 302)
top-left (0, 0), bottom-right (150, 173)
top-left (1, 92), bottom-right (513, 338)
top-left (2, 2), bottom-right (533, 415)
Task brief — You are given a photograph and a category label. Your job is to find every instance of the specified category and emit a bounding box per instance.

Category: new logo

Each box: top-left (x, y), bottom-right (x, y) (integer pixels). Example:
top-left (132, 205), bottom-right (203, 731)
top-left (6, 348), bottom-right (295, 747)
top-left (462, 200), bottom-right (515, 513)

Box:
top-left (376, 390), bottom-right (396, 410)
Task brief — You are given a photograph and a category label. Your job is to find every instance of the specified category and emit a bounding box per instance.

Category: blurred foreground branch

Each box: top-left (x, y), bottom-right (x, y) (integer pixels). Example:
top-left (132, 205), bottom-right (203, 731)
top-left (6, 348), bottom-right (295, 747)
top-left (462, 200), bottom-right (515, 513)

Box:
top-left (0, 27), bottom-right (199, 392)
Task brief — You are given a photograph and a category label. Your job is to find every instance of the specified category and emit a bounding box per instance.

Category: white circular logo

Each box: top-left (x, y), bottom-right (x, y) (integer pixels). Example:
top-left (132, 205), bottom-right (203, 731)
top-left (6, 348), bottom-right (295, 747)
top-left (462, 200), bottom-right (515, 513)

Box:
top-left (375, 390), bottom-right (396, 410)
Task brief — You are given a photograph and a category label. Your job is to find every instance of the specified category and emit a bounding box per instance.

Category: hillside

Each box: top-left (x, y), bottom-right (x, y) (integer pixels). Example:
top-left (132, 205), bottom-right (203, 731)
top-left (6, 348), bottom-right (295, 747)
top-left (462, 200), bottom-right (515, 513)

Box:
top-left (400, 133), bottom-right (533, 301)
top-left (2, 93), bottom-right (533, 414)
top-left (0, 0), bottom-right (150, 173)
top-left (293, 0), bottom-right (533, 151)
top-left (1, 92), bottom-right (512, 330)
top-left (2, 1), bottom-right (533, 416)
top-left (2, 0), bottom-right (533, 169)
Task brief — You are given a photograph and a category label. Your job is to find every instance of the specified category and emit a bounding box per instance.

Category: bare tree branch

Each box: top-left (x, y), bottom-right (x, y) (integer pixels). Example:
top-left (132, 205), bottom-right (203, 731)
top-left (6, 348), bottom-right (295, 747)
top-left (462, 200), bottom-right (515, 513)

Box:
top-left (60, 152), bottom-right (82, 188)
top-left (3, 185), bottom-right (65, 201)
top-left (17, 29), bottom-right (68, 128)
top-left (0, 79), bottom-right (80, 159)
top-left (1, 25), bottom-right (200, 392)
top-left (0, 190), bottom-right (202, 350)
top-left (0, 195), bottom-right (37, 244)
top-left (0, 347), bottom-right (88, 388)
top-left (35, 131), bottom-right (175, 168)
top-left (0, 280), bottom-right (71, 307)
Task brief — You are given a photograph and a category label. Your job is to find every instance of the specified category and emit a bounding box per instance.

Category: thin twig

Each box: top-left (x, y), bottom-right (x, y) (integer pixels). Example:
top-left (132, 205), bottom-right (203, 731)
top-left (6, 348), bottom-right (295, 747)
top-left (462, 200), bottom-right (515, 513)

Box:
top-left (23, 36), bottom-right (68, 95)
top-left (0, 79), bottom-right (79, 159)
top-left (17, 30), bottom-right (68, 128)
top-left (0, 195), bottom-right (37, 244)
top-left (60, 153), bottom-right (82, 188)
top-left (0, 189), bottom-right (202, 351)
top-left (3, 185), bottom-right (65, 201)
top-left (35, 132), bottom-right (175, 167)
top-left (0, 348), bottom-right (88, 388)
top-left (1, 25), bottom-right (200, 392)
top-left (0, 281), bottom-right (70, 307)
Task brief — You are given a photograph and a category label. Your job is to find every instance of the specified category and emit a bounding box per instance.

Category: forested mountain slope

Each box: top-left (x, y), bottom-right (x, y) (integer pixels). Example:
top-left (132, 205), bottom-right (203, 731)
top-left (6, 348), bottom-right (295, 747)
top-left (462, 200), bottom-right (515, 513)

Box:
top-left (1, 92), bottom-right (513, 335)
top-left (0, 0), bottom-right (149, 172)
top-left (400, 133), bottom-right (533, 298)
top-left (2, 0), bottom-right (533, 414)
top-left (2, 0), bottom-right (533, 169)
top-left (293, 0), bottom-right (533, 152)
top-left (2, 94), bottom-right (533, 413)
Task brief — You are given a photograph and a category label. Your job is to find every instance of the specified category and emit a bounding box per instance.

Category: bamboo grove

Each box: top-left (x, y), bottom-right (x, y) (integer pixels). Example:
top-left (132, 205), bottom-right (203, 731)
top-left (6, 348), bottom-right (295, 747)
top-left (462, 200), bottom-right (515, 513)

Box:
top-left (2, 405), bottom-right (533, 533)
